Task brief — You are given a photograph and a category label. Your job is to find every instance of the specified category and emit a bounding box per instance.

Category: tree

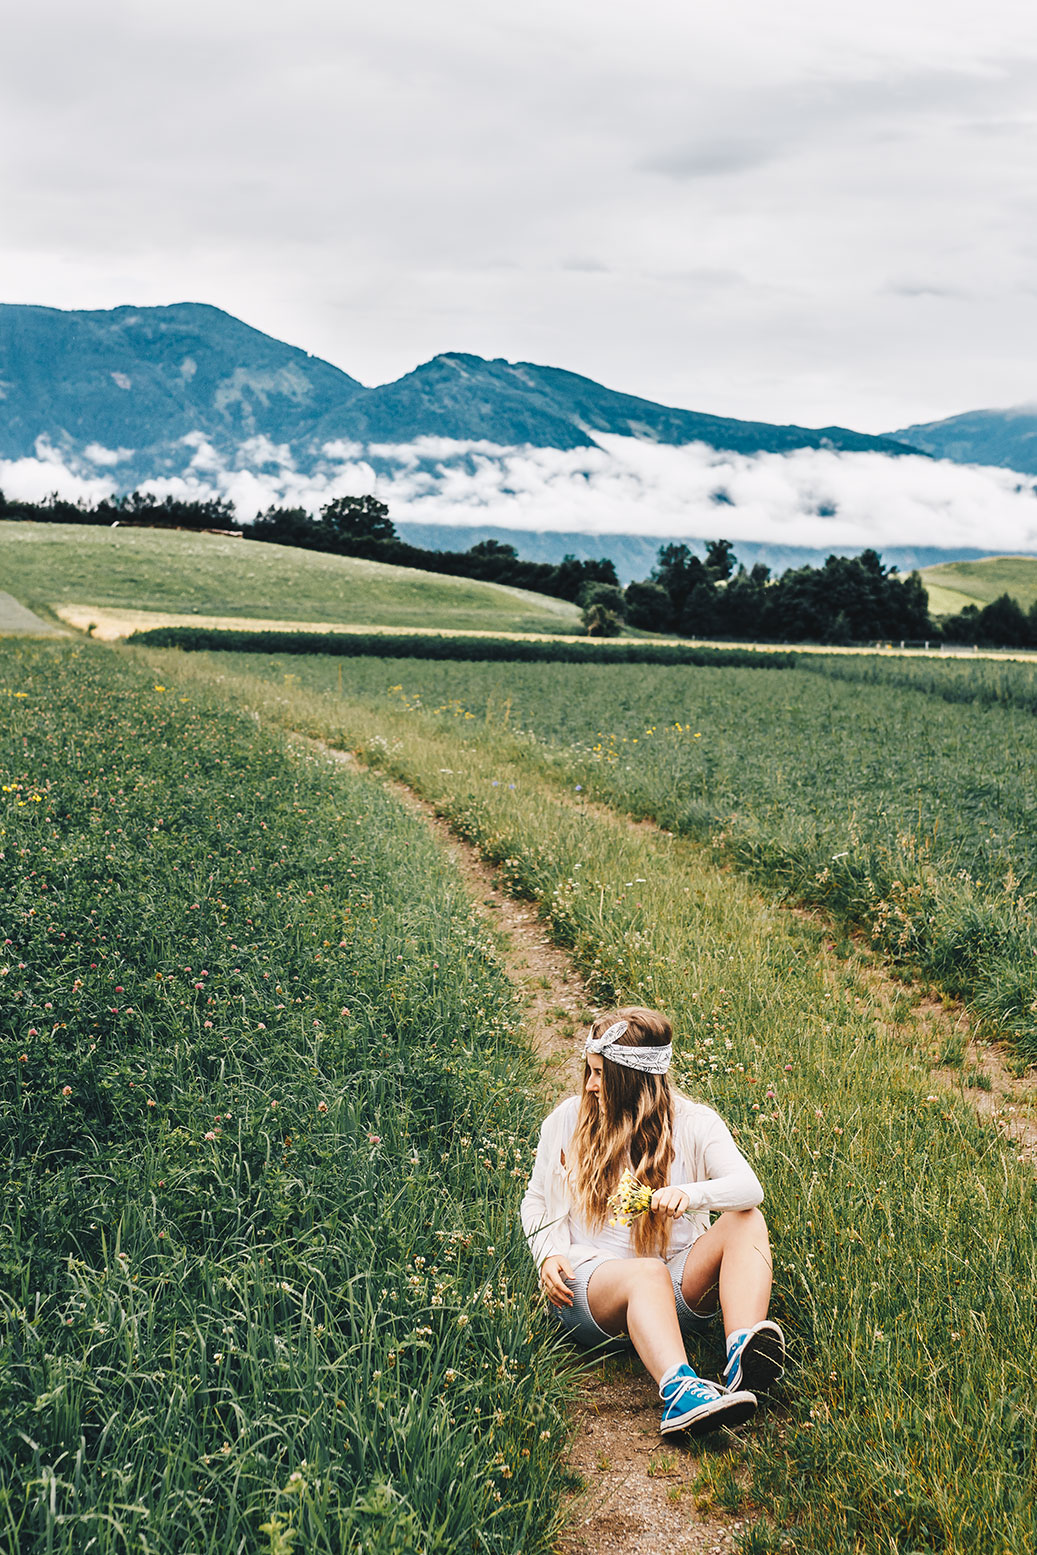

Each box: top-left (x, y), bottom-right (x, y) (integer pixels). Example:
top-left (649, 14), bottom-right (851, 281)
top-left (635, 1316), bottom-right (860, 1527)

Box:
top-left (705, 538), bottom-right (736, 581)
top-left (624, 580), bottom-right (673, 632)
top-left (678, 581), bottom-right (722, 639)
top-left (582, 600), bottom-right (623, 637)
top-left (652, 544), bottom-right (710, 618)
top-left (318, 494), bottom-right (395, 547)
top-left (578, 581), bottom-right (627, 618)
top-left (941, 604), bottom-right (980, 644)
top-left (249, 506), bottom-right (320, 547)
top-left (720, 564), bottom-right (769, 639)
top-left (977, 593), bottom-right (1031, 646)
top-left (553, 554), bottom-right (620, 601)
top-left (467, 539), bottom-right (519, 561)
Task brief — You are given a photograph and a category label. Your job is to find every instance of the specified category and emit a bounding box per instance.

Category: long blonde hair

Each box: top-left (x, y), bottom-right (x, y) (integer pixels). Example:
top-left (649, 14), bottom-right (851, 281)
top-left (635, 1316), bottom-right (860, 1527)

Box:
top-left (569, 1007), bottom-right (675, 1259)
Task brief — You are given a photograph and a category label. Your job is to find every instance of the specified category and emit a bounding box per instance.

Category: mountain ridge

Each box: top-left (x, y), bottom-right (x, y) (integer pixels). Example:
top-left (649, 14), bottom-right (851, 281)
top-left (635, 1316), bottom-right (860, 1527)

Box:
top-left (888, 404), bottom-right (1037, 477)
top-left (0, 301), bottom-right (922, 487)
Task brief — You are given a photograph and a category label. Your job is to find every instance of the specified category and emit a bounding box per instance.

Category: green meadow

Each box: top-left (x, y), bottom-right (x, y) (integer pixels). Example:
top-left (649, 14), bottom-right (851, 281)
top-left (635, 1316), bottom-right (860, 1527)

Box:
top-left (0, 522), bottom-right (583, 635)
top-left (920, 555), bottom-right (1037, 617)
top-left (181, 646), bottom-right (1037, 1057)
top-left (9, 522), bottom-right (1037, 1554)
top-left (0, 640), bottom-right (571, 1555)
top-left (138, 638), bottom-right (1037, 1554)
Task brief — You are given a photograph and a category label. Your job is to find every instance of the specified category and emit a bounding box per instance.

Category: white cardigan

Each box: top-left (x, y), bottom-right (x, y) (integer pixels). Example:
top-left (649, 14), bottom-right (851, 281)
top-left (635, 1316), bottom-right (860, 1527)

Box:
top-left (520, 1092), bottom-right (764, 1270)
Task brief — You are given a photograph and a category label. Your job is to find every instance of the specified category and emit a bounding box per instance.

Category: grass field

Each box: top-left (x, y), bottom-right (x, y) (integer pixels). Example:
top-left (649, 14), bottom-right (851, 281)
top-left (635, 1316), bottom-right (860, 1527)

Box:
top-left (0, 522), bottom-right (583, 635)
top-left (0, 639), bottom-right (572, 1555)
top-left (920, 555), bottom-right (1037, 615)
top-left (138, 639), bottom-right (1037, 1554)
top-left (175, 647), bottom-right (1037, 1060)
top-left (13, 584), bottom-right (1037, 1552)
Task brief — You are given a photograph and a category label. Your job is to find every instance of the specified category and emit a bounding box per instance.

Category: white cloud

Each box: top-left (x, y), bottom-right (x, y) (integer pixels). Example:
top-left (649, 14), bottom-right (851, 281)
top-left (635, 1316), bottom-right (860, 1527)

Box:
top-left (4, 432), bottom-right (1037, 554)
top-left (0, 452), bottom-right (116, 505)
top-left (83, 442), bottom-right (133, 466)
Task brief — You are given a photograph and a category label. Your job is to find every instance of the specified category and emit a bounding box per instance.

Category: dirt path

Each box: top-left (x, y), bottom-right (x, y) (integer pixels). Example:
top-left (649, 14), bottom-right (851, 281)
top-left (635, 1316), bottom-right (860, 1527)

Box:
top-left (0, 591), bottom-right (64, 635)
top-left (293, 735), bottom-right (744, 1555)
top-left (294, 732), bottom-right (1037, 1555)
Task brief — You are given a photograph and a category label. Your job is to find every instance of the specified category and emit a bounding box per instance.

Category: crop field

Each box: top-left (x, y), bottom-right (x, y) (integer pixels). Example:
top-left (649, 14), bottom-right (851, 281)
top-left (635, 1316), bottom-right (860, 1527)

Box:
top-left (131, 638), bottom-right (1037, 1553)
top-left (0, 640), bottom-right (571, 1555)
top-left (0, 522), bottom-right (583, 635)
top-left (180, 647), bottom-right (1037, 1056)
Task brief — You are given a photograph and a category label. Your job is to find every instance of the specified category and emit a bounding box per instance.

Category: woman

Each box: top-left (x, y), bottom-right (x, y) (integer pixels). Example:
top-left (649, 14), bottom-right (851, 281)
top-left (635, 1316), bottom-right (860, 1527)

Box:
top-left (521, 1007), bottom-right (784, 1435)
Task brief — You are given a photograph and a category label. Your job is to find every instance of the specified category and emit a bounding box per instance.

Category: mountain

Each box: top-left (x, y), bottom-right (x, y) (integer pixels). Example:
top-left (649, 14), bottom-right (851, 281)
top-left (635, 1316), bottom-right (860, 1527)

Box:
top-left (0, 302), bottom-right (362, 479)
top-left (312, 351), bottom-right (920, 457)
top-left (0, 303), bottom-right (921, 489)
top-left (888, 406), bottom-right (1037, 477)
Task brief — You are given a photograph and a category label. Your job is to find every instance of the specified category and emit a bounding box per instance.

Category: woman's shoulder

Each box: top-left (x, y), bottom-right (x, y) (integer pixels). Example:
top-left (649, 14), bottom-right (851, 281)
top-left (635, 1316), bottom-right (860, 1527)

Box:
top-left (538, 1094), bottom-right (580, 1136)
top-left (671, 1090), bottom-right (732, 1134)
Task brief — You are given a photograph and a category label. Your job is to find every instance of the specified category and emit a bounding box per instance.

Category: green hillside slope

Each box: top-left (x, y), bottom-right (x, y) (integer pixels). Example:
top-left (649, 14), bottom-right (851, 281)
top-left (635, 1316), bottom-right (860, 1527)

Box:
top-left (920, 555), bottom-right (1037, 615)
top-left (0, 522), bottom-right (583, 634)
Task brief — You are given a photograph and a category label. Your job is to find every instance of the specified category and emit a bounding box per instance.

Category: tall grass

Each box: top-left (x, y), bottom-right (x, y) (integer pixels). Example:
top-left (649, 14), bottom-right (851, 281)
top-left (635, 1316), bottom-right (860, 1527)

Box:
top-left (0, 640), bottom-right (570, 1555)
top-left (148, 645), bottom-right (1037, 1553)
top-left (177, 649), bottom-right (1037, 1057)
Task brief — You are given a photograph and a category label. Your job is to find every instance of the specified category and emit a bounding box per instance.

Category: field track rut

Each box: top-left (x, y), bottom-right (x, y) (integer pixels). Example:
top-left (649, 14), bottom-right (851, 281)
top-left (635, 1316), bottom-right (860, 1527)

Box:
top-left (292, 734), bottom-right (745, 1555)
top-left (290, 730), bottom-right (1037, 1555)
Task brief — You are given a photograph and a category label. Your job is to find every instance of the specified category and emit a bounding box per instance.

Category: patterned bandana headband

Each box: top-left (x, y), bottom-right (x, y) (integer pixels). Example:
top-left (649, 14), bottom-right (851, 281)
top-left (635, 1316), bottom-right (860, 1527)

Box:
top-left (584, 1020), bottom-right (672, 1074)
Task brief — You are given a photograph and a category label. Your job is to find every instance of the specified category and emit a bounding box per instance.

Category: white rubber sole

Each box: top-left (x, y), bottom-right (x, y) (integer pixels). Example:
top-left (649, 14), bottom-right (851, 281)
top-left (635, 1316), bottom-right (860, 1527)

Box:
top-left (660, 1388), bottom-right (758, 1436)
top-left (726, 1320), bottom-right (786, 1394)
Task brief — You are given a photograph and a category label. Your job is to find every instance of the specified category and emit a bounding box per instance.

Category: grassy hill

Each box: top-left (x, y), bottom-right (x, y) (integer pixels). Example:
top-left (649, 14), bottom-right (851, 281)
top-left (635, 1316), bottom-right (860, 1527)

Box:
top-left (0, 522), bottom-right (583, 635)
top-left (920, 555), bottom-right (1037, 616)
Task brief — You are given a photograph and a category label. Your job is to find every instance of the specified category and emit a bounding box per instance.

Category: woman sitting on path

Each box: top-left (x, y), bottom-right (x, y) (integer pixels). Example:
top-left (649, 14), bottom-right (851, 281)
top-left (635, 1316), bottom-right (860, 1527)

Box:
top-left (520, 1006), bottom-right (784, 1435)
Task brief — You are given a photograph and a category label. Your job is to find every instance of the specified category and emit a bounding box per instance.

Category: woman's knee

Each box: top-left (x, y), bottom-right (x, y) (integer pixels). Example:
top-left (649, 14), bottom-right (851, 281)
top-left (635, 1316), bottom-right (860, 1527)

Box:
top-left (625, 1256), bottom-right (674, 1294)
top-left (720, 1206), bottom-right (769, 1241)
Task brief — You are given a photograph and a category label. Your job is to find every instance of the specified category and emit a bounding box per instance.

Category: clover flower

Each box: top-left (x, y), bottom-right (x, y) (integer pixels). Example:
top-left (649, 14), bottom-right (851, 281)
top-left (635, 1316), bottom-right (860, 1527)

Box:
top-left (607, 1167), bottom-right (654, 1227)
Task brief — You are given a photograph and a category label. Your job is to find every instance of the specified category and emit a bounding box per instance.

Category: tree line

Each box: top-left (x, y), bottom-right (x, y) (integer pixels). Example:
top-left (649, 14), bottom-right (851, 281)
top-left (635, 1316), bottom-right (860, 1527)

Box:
top-left (0, 489), bottom-right (618, 607)
top-left (598, 540), bottom-right (935, 643)
top-left (4, 485), bottom-right (1036, 646)
top-left (601, 540), bottom-right (1036, 647)
top-left (248, 498), bottom-right (619, 603)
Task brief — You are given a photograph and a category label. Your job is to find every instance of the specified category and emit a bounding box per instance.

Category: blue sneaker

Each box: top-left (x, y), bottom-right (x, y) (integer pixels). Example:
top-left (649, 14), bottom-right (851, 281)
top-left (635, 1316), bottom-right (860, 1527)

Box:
top-left (659, 1365), bottom-right (757, 1436)
top-left (723, 1321), bottom-right (786, 1394)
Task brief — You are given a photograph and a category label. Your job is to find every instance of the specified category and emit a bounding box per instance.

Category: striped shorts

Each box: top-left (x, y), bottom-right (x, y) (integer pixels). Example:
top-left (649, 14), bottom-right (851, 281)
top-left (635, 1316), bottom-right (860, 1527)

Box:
top-left (548, 1244), bottom-right (721, 1350)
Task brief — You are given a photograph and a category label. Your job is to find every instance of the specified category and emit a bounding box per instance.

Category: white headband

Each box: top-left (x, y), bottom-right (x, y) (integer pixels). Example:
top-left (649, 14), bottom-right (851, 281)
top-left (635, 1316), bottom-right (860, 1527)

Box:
top-left (585, 1020), bottom-right (672, 1074)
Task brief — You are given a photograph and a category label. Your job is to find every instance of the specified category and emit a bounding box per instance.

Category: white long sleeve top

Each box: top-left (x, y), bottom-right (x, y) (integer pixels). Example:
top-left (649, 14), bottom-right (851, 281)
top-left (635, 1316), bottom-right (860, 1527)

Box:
top-left (519, 1092), bottom-right (764, 1270)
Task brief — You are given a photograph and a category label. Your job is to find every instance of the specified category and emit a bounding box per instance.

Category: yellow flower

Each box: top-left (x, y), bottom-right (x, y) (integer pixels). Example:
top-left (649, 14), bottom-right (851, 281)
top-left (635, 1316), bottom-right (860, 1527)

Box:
top-left (607, 1167), bottom-right (654, 1227)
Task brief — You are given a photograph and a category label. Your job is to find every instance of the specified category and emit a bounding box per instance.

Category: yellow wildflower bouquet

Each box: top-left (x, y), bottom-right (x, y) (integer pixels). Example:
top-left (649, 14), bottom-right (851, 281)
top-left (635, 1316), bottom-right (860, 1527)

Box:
top-left (607, 1167), bottom-right (654, 1227)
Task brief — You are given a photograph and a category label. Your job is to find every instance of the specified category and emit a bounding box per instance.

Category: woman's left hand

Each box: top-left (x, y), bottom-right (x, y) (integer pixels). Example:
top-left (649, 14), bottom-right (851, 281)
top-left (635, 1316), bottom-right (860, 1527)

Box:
top-left (651, 1186), bottom-right (690, 1219)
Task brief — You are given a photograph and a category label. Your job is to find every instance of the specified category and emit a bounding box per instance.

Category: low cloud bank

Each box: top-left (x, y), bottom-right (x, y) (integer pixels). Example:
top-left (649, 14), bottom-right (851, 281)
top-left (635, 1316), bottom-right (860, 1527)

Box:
top-left (4, 432), bottom-right (1037, 554)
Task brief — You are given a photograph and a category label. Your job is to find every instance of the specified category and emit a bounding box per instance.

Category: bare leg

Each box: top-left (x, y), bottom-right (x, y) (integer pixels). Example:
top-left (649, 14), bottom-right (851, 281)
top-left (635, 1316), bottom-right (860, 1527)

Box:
top-left (678, 1208), bottom-right (773, 1335)
top-left (585, 1257), bottom-right (687, 1384)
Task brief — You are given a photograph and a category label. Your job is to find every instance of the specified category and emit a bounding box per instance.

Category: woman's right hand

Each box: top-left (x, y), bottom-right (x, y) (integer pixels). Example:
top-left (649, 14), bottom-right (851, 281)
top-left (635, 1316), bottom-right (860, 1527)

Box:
top-left (540, 1255), bottom-right (575, 1307)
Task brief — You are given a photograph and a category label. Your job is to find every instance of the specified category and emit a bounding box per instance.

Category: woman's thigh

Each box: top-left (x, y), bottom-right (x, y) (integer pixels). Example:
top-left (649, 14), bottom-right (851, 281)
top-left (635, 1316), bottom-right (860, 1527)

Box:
top-left (677, 1220), bottom-right (727, 1312)
top-left (586, 1255), bottom-right (675, 1335)
top-left (550, 1258), bottom-right (627, 1349)
top-left (678, 1208), bottom-right (771, 1311)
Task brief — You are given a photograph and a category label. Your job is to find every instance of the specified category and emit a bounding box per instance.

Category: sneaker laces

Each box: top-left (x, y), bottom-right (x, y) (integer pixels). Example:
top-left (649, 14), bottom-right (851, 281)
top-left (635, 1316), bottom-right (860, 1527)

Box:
top-left (662, 1372), bottom-right (724, 1408)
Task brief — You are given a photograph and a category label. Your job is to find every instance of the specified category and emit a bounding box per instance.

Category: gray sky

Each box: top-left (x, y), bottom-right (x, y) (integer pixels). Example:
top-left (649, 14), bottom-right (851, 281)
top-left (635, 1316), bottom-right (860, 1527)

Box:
top-left (4, 0), bottom-right (1037, 433)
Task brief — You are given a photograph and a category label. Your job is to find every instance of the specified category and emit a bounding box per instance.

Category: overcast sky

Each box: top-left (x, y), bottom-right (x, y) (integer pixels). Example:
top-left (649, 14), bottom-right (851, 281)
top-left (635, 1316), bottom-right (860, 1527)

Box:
top-left (4, 0), bottom-right (1037, 433)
